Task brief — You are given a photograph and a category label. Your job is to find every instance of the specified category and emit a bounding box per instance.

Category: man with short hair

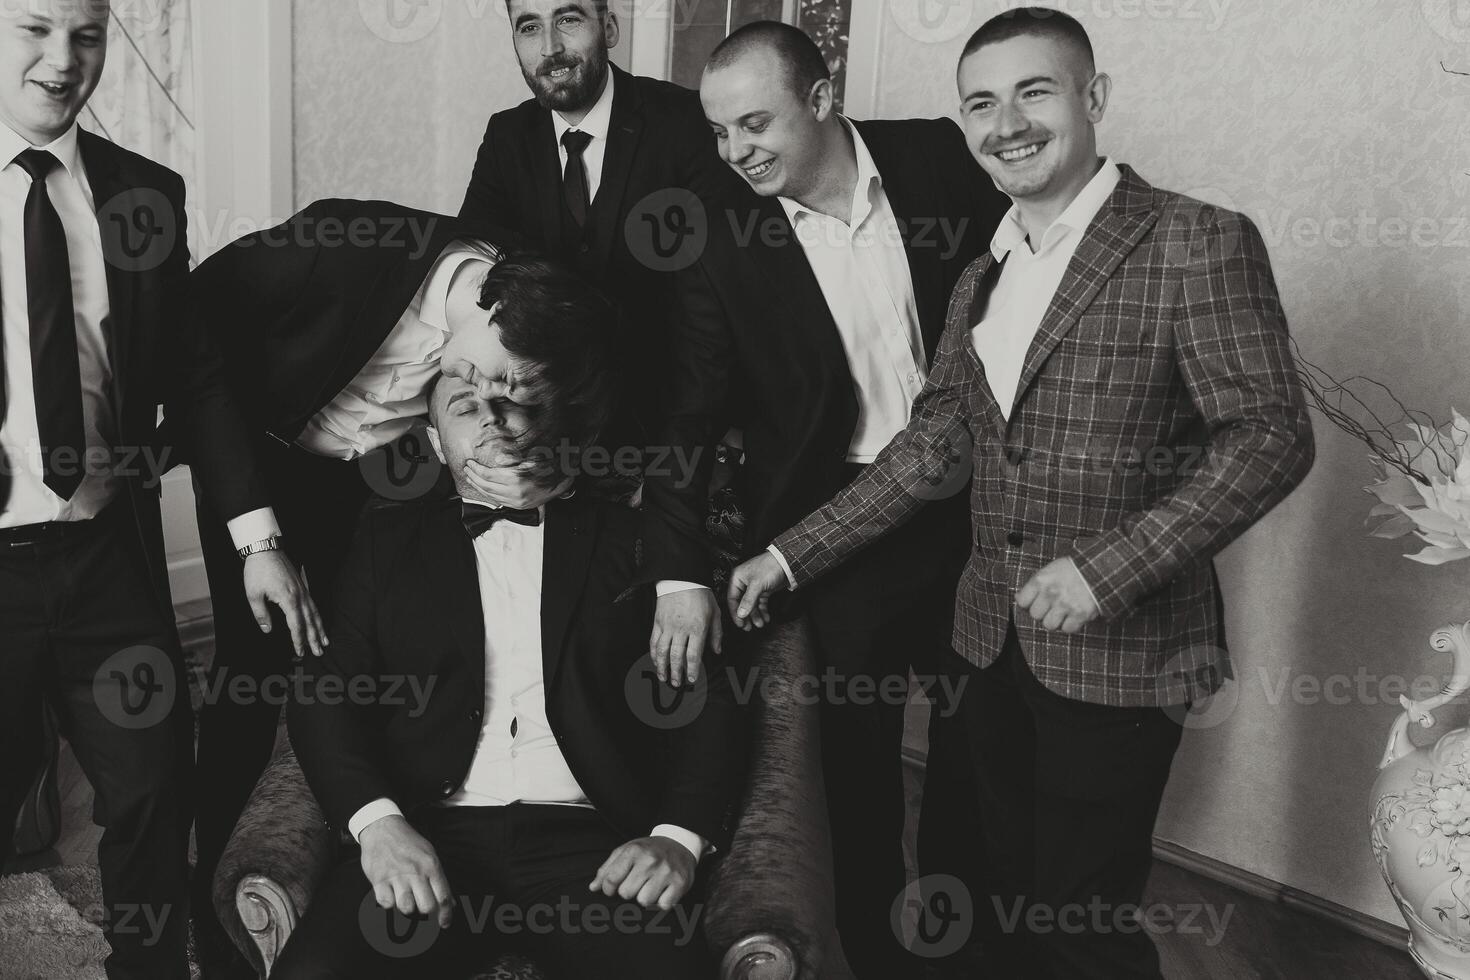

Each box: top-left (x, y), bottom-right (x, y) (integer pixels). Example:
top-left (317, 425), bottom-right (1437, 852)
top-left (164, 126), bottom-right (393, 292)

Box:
top-left (274, 258), bottom-right (744, 979)
top-left (729, 10), bottom-right (1315, 978)
top-left (461, 0), bottom-right (745, 677)
top-left (0, 2), bottom-right (314, 978)
top-left (644, 20), bottom-right (1010, 977)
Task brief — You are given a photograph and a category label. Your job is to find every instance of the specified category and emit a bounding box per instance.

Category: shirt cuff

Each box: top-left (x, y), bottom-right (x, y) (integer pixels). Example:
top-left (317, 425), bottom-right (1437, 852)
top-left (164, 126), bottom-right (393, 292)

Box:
top-left (1064, 557), bottom-right (1104, 616)
top-left (348, 798), bottom-right (404, 842)
top-left (652, 824), bottom-right (708, 863)
top-left (227, 508), bottom-right (283, 553)
top-left (655, 581), bottom-right (712, 598)
top-left (766, 545), bottom-right (798, 591)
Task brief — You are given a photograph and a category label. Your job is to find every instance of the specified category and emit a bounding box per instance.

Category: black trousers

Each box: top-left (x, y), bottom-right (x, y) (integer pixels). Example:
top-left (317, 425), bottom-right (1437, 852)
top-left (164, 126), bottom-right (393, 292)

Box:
top-left (939, 621), bottom-right (1186, 979)
top-left (799, 470), bottom-right (971, 980)
top-left (271, 804), bottom-right (716, 980)
top-left (0, 502), bottom-right (192, 980)
top-left (189, 435), bottom-right (384, 961)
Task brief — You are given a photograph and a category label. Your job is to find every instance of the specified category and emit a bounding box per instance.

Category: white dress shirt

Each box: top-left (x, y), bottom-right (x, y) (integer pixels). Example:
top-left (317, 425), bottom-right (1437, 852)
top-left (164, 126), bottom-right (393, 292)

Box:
top-left (0, 121), bottom-right (116, 528)
top-left (297, 242), bottom-right (500, 460)
top-left (347, 510), bottom-right (706, 862)
top-left (0, 122), bottom-right (262, 551)
top-left (552, 68), bottom-right (616, 204)
top-left (971, 159), bottom-right (1121, 419)
top-left (778, 117), bottom-right (926, 463)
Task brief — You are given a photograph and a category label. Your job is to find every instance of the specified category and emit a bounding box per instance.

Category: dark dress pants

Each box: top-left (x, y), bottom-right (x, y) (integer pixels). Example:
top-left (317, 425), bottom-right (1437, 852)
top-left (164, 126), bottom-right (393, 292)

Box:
top-left (0, 502), bottom-right (193, 980)
top-left (271, 804), bottom-right (716, 980)
top-left (944, 620), bottom-right (1186, 979)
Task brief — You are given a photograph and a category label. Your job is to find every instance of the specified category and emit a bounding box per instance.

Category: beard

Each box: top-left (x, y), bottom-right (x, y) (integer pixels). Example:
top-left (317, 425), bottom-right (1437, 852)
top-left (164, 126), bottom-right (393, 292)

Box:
top-left (524, 49), bottom-right (609, 114)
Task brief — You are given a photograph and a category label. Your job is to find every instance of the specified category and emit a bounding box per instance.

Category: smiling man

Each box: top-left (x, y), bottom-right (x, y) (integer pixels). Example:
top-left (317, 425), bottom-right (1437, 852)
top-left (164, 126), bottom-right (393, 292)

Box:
top-left (728, 9), bottom-right (1314, 978)
top-left (639, 20), bottom-right (1010, 978)
top-left (0, 2), bottom-right (316, 978)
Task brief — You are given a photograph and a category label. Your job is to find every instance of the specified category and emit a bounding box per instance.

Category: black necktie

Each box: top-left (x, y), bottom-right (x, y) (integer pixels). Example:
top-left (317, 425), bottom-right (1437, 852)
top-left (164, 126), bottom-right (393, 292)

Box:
top-left (461, 500), bottom-right (542, 538)
top-left (16, 148), bottom-right (84, 501)
top-left (561, 129), bottom-right (593, 228)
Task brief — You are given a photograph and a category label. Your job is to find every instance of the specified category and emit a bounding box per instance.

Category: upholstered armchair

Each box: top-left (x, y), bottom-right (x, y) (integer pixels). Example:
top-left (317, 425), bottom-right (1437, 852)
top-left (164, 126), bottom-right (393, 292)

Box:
top-left (213, 616), bottom-right (849, 979)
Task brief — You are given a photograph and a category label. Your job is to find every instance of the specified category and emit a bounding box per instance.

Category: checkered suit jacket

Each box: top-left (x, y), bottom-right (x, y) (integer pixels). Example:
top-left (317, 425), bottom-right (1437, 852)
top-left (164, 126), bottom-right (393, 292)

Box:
top-left (772, 165), bottom-right (1315, 707)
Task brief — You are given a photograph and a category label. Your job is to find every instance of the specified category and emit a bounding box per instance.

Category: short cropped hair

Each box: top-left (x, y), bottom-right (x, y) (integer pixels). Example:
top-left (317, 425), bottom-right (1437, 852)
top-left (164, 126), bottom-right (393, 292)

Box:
top-left (706, 20), bottom-right (831, 99)
top-left (961, 7), bottom-right (1096, 82)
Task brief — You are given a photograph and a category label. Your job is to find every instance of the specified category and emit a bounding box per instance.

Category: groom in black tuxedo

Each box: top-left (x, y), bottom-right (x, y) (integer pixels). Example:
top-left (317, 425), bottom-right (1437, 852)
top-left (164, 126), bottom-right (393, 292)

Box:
top-left (276, 260), bottom-right (745, 979)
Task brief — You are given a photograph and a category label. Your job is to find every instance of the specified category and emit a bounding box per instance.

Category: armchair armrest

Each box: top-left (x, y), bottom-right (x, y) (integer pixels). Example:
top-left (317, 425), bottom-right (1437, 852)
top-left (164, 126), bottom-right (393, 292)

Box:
top-left (705, 616), bottom-right (843, 979)
top-left (213, 726), bottom-right (336, 976)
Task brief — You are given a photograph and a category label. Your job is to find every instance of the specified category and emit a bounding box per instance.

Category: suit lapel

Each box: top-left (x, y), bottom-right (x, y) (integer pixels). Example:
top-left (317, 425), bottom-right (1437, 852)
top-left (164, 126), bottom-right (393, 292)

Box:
top-left (422, 504), bottom-right (487, 671)
top-left (1009, 171), bottom-right (1159, 419)
top-left (529, 109), bottom-right (565, 256)
top-left (540, 498), bottom-right (599, 693)
top-left (79, 131), bottom-right (134, 422)
top-left (588, 66), bottom-right (640, 269)
top-left (958, 253), bottom-right (1010, 442)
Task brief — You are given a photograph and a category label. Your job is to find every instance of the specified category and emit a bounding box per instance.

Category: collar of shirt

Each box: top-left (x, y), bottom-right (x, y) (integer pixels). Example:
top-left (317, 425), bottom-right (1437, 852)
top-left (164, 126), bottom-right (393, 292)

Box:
top-left (0, 119), bottom-right (83, 183)
top-left (778, 116), bottom-right (882, 230)
top-left (419, 241), bottom-right (502, 333)
top-left (553, 66), bottom-right (615, 148)
top-left (991, 157), bottom-right (1122, 262)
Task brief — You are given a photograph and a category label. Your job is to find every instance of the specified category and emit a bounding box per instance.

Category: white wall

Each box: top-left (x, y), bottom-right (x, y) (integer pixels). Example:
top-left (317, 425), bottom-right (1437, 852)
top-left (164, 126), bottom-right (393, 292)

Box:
top-left (867, 0), bottom-right (1470, 927)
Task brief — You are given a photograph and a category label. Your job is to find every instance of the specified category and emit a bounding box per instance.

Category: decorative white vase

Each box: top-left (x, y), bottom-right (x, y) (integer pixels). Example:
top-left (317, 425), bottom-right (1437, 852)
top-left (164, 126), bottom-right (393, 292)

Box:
top-left (1372, 623), bottom-right (1470, 979)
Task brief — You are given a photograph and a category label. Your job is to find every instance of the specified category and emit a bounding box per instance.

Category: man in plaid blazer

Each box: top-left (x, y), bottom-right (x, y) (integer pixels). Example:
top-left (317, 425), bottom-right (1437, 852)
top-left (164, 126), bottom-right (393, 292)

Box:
top-left (729, 10), bottom-right (1314, 979)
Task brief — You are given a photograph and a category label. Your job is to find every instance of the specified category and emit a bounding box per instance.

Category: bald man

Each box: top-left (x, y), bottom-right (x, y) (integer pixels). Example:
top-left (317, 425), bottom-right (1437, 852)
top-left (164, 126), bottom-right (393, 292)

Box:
top-left (641, 21), bottom-right (1009, 977)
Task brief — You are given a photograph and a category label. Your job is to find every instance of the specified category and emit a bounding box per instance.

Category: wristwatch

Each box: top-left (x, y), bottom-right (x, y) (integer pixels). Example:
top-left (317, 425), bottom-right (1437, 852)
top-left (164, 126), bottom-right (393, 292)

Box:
top-left (237, 534), bottom-right (286, 561)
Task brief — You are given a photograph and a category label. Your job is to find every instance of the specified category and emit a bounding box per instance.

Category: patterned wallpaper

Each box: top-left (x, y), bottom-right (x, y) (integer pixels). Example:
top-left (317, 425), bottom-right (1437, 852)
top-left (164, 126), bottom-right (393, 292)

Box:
top-left (870, 0), bottom-right (1470, 927)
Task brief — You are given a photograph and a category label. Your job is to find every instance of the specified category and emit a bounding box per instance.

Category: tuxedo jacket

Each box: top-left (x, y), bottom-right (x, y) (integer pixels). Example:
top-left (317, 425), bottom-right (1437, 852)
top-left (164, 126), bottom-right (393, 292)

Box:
top-left (287, 495), bottom-right (747, 850)
top-left (0, 131), bottom-right (267, 608)
top-left (459, 64), bottom-right (742, 435)
top-left (774, 166), bottom-right (1316, 708)
top-left (177, 198), bottom-right (521, 447)
top-left (643, 117), bottom-right (1011, 584)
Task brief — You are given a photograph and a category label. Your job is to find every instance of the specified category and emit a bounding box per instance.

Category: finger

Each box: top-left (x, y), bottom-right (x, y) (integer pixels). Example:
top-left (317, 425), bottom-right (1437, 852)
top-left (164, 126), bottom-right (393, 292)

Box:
top-left (667, 633), bottom-right (690, 689)
top-left (1041, 606), bottom-right (1068, 633)
top-left (726, 576), bottom-right (748, 627)
top-left (685, 631), bottom-right (705, 686)
top-left (430, 867), bottom-right (454, 928)
top-left (656, 880), bottom-right (685, 912)
top-left (710, 608), bottom-right (724, 658)
top-left (280, 593), bottom-right (310, 658)
top-left (1060, 611), bottom-right (1088, 635)
top-left (754, 594), bottom-right (771, 630)
top-left (617, 862), bottom-right (652, 901)
top-left (373, 882), bottom-right (396, 912)
top-left (299, 568), bottom-right (328, 655)
top-left (1015, 577), bottom-right (1039, 610)
top-left (410, 877), bottom-right (438, 919)
top-left (248, 591), bottom-right (272, 635)
top-left (592, 848), bottom-right (633, 894)
top-left (649, 626), bottom-right (670, 685)
top-left (735, 579), bottom-right (762, 626)
top-left (635, 874), bottom-right (666, 909)
top-left (393, 880), bottom-right (416, 917)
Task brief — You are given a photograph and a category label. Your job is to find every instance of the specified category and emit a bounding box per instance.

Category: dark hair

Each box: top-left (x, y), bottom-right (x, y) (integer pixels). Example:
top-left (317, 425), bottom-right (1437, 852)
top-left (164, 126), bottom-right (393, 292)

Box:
top-left (961, 7), bottom-right (1096, 82)
top-left (706, 20), bottom-right (831, 100)
top-left (441, 252), bottom-right (617, 457)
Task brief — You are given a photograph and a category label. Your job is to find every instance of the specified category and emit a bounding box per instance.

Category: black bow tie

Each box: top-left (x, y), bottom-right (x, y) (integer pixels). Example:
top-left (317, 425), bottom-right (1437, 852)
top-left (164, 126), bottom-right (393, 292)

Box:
top-left (460, 501), bottom-right (542, 538)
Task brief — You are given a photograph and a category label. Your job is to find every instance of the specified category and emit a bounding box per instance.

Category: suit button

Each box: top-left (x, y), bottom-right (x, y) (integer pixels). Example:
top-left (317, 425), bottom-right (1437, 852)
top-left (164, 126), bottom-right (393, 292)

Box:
top-left (469, 708), bottom-right (482, 725)
top-left (1007, 531), bottom-right (1025, 547)
top-left (439, 780), bottom-right (455, 798)
top-left (579, 242), bottom-right (590, 254)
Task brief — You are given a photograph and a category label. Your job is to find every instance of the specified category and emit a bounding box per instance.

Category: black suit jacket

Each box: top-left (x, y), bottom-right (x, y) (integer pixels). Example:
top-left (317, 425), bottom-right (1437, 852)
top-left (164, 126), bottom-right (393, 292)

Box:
top-left (178, 199), bottom-right (520, 445)
top-left (0, 131), bottom-right (267, 608)
top-left (644, 118), bottom-right (1011, 584)
top-left (459, 64), bottom-right (742, 435)
top-left (287, 495), bottom-right (747, 850)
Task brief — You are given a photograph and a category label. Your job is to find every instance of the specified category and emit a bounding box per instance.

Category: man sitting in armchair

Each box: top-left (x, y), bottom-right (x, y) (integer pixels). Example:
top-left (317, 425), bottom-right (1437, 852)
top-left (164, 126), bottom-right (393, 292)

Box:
top-left (275, 258), bottom-right (747, 979)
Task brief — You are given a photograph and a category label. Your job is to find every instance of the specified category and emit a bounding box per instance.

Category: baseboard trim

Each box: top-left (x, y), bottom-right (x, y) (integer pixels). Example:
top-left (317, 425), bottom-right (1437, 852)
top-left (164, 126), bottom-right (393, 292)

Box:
top-left (900, 747), bottom-right (1410, 953)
